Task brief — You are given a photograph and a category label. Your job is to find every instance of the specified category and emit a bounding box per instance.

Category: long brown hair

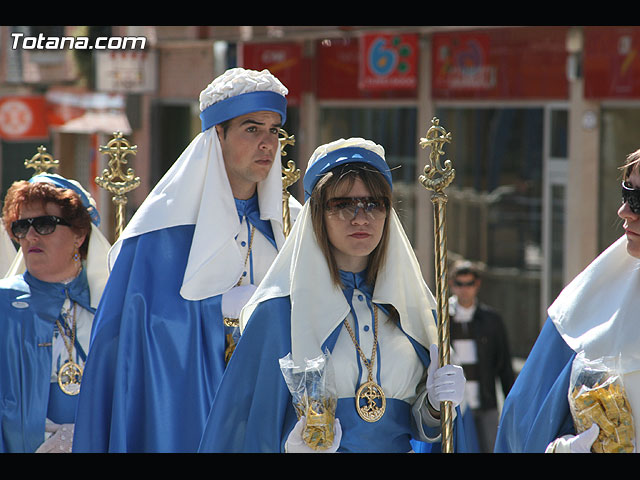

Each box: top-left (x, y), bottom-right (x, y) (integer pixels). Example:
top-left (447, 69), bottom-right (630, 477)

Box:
top-left (309, 163), bottom-right (392, 287)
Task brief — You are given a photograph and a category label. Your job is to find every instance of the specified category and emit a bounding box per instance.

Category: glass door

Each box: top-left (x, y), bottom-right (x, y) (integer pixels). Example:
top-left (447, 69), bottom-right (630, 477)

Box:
top-left (541, 105), bottom-right (568, 321)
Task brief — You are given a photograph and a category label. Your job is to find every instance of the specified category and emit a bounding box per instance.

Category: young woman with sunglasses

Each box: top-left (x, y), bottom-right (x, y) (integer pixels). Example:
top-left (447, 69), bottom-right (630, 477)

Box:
top-left (198, 138), bottom-right (468, 453)
top-left (0, 173), bottom-right (110, 452)
top-left (496, 150), bottom-right (640, 453)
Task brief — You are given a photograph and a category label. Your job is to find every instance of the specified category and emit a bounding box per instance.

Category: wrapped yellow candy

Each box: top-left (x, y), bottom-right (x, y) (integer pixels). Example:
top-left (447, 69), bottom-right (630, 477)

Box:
top-left (301, 398), bottom-right (337, 450)
top-left (569, 356), bottom-right (635, 453)
top-left (280, 351), bottom-right (338, 451)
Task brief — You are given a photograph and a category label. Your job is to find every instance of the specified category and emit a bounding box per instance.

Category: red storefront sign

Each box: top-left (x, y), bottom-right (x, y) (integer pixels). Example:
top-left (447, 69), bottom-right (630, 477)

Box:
top-left (584, 26), bottom-right (640, 99)
top-left (359, 33), bottom-right (419, 91)
top-left (241, 42), bottom-right (304, 105)
top-left (316, 37), bottom-right (417, 100)
top-left (0, 96), bottom-right (49, 140)
top-left (432, 27), bottom-right (569, 99)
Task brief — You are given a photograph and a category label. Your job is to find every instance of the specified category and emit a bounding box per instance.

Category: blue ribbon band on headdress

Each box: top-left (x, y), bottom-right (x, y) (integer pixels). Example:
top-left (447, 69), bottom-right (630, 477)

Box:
top-left (200, 90), bottom-right (287, 132)
top-left (303, 147), bottom-right (393, 201)
top-left (29, 174), bottom-right (101, 226)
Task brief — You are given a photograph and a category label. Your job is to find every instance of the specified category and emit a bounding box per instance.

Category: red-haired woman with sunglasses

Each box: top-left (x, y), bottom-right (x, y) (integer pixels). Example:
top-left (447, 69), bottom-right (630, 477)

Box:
top-left (497, 151), bottom-right (640, 453)
top-left (0, 173), bottom-right (110, 453)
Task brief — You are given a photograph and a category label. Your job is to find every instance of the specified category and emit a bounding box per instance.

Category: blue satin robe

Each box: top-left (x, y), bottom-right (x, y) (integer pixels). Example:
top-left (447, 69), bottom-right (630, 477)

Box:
top-left (0, 270), bottom-right (93, 453)
top-left (74, 196), bottom-right (277, 452)
top-left (198, 270), bottom-right (467, 453)
top-left (494, 317), bottom-right (576, 452)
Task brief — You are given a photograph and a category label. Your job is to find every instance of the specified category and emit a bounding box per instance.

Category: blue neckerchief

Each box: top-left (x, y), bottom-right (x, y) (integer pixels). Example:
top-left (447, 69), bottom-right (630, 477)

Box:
top-left (338, 269), bottom-right (383, 387)
top-left (23, 268), bottom-right (93, 361)
top-left (23, 268), bottom-right (93, 312)
top-left (234, 194), bottom-right (277, 284)
top-left (339, 269), bottom-right (373, 300)
top-left (234, 194), bottom-right (277, 250)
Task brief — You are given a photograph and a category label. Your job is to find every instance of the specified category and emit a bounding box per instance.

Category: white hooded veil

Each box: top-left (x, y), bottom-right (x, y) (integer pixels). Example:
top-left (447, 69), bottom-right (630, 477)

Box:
top-left (548, 236), bottom-right (640, 374)
top-left (239, 138), bottom-right (439, 365)
top-left (107, 68), bottom-right (299, 301)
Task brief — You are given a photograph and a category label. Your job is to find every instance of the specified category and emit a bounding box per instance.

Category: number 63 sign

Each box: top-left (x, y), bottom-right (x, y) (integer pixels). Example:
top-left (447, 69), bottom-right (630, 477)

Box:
top-left (359, 33), bottom-right (419, 91)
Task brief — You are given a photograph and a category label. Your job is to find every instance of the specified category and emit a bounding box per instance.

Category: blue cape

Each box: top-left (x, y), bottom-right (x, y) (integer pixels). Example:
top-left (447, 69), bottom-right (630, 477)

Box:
top-left (494, 317), bottom-right (576, 452)
top-left (198, 292), bottom-right (468, 453)
top-left (0, 270), bottom-right (93, 452)
top-left (73, 225), bottom-right (230, 452)
top-left (74, 194), bottom-right (277, 452)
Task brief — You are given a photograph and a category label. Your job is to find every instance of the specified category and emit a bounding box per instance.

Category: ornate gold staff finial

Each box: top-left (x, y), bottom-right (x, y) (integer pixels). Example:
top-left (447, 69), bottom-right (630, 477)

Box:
top-left (25, 145), bottom-right (60, 175)
top-left (419, 117), bottom-right (456, 453)
top-left (279, 128), bottom-right (300, 238)
top-left (95, 131), bottom-right (140, 240)
top-left (419, 117), bottom-right (455, 193)
top-left (279, 128), bottom-right (296, 157)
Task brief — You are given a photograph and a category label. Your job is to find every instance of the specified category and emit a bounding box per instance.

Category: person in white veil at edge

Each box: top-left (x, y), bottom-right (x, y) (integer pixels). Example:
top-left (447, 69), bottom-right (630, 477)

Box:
top-left (198, 137), bottom-right (468, 453)
top-left (0, 222), bottom-right (16, 276)
top-left (496, 149), bottom-right (640, 453)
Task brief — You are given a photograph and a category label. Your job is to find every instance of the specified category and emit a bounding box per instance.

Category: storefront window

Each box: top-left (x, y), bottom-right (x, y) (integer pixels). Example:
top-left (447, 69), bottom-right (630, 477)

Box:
top-left (599, 107), bottom-right (640, 251)
top-left (434, 107), bottom-right (544, 358)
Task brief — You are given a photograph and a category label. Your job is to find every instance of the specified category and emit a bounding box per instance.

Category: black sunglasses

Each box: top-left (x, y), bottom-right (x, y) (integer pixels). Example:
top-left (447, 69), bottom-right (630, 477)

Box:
top-left (11, 215), bottom-right (71, 239)
top-left (454, 279), bottom-right (477, 287)
top-left (622, 182), bottom-right (640, 215)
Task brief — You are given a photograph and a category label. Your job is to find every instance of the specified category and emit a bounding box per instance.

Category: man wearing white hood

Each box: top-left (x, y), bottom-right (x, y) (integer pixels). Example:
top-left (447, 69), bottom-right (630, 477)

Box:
top-left (73, 68), bottom-right (301, 452)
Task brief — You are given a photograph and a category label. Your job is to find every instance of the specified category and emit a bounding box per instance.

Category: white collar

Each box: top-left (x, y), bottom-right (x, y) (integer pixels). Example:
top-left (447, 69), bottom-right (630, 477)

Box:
top-left (549, 236), bottom-right (640, 374)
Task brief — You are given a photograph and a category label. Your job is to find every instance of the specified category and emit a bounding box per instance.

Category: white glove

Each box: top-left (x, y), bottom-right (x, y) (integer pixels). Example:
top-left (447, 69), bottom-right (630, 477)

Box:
top-left (35, 422), bottom-right (74, 453)
top-left (285, 416), bottom-right (342, 453)
top-left (546, 424), bottom-right (599, 453)
top-left (221, 284), bottom-right (257, 320)
top-left (426, 344), bottom-right (466, 411)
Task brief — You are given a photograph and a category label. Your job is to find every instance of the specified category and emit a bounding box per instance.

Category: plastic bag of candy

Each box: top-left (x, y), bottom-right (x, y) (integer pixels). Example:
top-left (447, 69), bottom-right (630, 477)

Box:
top-left (279, 350), bottom-right (337, 450)
top-left (569, 352), bottom-right (634, 453)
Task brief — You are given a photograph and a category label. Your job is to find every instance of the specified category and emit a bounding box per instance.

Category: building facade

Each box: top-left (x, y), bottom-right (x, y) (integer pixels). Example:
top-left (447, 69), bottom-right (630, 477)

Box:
top-left (0, 25), bottom-right (636, 361)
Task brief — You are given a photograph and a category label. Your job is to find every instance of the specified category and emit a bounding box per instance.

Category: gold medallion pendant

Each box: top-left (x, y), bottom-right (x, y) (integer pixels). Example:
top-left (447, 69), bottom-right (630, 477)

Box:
top-left (58, 360), bottom-right (83, 395)
top-left (56, 301), bottom-right (82, 396)
top-left (344, 305), bottom-right (386, 422)
top-left (355, 379), bottom-right (386, 422)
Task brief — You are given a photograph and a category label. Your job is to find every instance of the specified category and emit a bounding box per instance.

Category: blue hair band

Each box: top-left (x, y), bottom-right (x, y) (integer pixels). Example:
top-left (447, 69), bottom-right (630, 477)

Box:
top-left (200, 90), bottom-right (287, 132)
top-left (303, 147), bottom-right (393, 201)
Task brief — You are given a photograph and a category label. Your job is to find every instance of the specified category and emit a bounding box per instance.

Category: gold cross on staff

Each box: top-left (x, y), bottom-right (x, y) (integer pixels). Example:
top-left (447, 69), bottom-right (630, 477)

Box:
top-left (24, 145), bottom-right (59, 175)
top-left (279, 128), bottom-right (300, 238)
top-left (95, 131), bottom-right (141, 239)
top-left (279, 128), bottom-right (295, 157)
top-left (279, 128), bottom-right (300, 190)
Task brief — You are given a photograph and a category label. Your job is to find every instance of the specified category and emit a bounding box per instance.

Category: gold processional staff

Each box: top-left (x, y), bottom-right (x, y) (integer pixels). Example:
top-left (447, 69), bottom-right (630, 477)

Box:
top-left (419, 117), bottom-right (456, 453)
top-left (279, 128), bottom-right (299, 238)
top-left (95, 131), bottom-right (140, 240)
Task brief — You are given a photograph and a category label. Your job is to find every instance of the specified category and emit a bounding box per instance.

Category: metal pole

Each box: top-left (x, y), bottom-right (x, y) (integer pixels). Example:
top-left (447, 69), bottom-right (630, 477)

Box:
top-left (279, 128), bottom-right (299, 238)
top-left (419, 117), bottom-right (456, 453)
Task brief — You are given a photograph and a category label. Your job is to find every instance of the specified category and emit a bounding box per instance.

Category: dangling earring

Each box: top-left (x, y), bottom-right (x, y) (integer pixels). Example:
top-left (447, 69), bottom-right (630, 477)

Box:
top-left (73, 245), bottom-right (81, 263)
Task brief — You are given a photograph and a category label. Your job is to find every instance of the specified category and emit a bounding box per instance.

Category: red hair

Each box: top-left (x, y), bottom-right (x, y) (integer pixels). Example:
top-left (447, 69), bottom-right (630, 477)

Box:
top-left (2, 180), bottom-right (92, 258)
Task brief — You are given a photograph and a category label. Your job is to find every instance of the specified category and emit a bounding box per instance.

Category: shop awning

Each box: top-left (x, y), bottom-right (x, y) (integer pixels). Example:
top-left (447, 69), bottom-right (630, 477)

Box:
top-left (54, 110), bottom-right (132, 135)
